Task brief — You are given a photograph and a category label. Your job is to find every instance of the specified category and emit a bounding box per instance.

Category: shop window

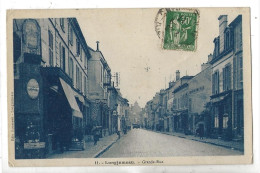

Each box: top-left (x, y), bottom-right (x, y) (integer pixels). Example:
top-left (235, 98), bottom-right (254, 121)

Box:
top-left (223, 114), bottom-right (229, 129)
top-left (214, 116), bottom-right (219, 128)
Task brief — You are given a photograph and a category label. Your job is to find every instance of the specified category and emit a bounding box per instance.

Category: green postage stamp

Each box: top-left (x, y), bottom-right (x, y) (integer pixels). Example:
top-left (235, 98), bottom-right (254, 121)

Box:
top-left (155, 8), bottom-right (199, 51)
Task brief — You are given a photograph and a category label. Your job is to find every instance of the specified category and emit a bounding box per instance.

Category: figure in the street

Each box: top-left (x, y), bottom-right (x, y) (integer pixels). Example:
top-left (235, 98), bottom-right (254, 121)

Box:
top-left (198, 125), bottom-right (204, 139)
top-left (123, 127), bottom-right (127, 134)
top-left (117, 130), bottom-right (121, 139)
top-left (92, 126), bottom-right (100, 145)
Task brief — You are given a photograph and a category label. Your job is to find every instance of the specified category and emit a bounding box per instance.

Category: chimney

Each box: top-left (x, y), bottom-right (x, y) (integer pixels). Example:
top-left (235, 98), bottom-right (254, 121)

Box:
top-left (96, 41), bottom-right (100, 51)
top-left (201, 63), bottom-right (210, 71)
top-left (169, 81), bottom-right (175, 88)
top-left (208, 53), bottom-right (213, 62)
top-left (176, 70), bottom-right (180, 81)
top-left (218, 15), bottom-right (228, 53)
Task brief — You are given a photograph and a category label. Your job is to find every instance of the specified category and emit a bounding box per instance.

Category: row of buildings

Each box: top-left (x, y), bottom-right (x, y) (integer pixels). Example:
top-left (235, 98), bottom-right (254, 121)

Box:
top-left (13, 18), bottom-right (129, 158)
top-left (144, 15), bottom-right (244, 141)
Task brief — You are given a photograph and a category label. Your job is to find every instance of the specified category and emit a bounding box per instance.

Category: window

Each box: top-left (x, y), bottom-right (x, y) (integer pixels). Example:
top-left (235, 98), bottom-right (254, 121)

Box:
top-left (223, 65), bottom-right (231, 91)
top-left (224, 31), bottom-right (231, 50)
top-left (76, 39), bottom-right (80, 56)
top-left (100, 66), bottom-right (103, 86)
top-left (80, 48), bottom-right (82, 61)
top-left (60, 44), bottom-right (66, 71)
top-left (79, 71), bottom-right (82, 92)
top-left (234, 22), bottom-right (242, 52)
top-left (84, 76), bottom-right (87, 96)
top-left (84, 55), bottom-right (87, 69)
top-left (212, 71), bottom-right (219, 94)
top-left (214, 116), bottom-right (219, 128)
top-left (223, 116), bottom-right (228, 129)
top-left (188, 98), bottom-right (192, 111)
top-left (60, 18), bottom-right (65, 31)
top-left (48, 30), bottom-right (54, 66)
top-left (76, 65), bottom-right (79, 89)
top-left (237, 54), bottom-right (243, 89)
top-left (68, 57), bottom-right (74, 81)
top-left (214, 37), bottom-right (219, 58)
top-left (69, 26), bottom-right (73, 45)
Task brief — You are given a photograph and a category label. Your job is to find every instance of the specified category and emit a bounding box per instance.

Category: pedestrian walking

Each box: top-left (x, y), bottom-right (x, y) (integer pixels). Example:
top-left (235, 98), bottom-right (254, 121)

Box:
top-left (92, 126), bottom-right (100, 145)
top-left (198, 125), bottom-right (204, 139)
top-left (116, 130), bottom-right (121, 139)
top-left (123, 127), bottom-right (127, 134)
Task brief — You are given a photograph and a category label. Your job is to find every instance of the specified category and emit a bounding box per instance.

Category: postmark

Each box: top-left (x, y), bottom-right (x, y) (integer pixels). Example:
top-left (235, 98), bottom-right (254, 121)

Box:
top-left (155, 8), bottom-right (199, 51)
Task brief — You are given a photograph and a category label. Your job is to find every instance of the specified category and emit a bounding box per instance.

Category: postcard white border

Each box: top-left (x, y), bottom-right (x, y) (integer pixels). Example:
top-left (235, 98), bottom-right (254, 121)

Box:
top-left (1, 0), bottom-right (260, 173)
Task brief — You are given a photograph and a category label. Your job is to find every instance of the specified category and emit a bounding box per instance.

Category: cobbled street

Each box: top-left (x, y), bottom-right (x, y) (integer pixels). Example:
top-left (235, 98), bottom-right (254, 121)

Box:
top-left (99, 129), bottom-right (242, 158)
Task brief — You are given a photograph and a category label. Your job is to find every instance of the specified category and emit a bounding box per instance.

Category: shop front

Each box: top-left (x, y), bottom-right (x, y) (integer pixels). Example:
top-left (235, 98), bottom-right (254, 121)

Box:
top-left (210, 91), bottom-right (232, 140)
top-left (41, 68), bottom-right (85, 155)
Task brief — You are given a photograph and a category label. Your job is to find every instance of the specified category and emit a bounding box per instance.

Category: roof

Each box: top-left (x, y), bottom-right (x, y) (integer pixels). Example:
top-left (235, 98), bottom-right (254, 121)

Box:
top-left (69, 18), bottom-right (91, 60)
top-left (88, 47), bottom-right (111, 72)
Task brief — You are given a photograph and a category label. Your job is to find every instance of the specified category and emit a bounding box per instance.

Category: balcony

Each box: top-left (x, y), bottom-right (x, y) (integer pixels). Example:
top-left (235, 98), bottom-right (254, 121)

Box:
top-left (40, 67), bottom-right (72, 86)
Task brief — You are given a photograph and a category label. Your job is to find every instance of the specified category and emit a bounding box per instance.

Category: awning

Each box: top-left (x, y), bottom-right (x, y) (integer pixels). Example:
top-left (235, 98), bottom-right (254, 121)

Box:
top-left (59, 78), bottom-right (83, 118)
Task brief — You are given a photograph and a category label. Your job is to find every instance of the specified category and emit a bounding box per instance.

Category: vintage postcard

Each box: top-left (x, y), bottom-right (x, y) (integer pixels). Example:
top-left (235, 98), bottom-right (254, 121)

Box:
top-left (7, 8), bottom-right (252, 166)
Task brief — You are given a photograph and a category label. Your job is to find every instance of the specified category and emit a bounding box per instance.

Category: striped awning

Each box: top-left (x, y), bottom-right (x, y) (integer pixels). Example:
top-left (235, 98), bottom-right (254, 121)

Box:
top-left (59, 78), bottom-right (83, 118)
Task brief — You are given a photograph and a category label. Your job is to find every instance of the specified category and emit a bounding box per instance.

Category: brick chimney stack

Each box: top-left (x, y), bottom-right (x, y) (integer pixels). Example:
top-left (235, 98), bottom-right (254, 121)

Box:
top-left (218, 15), bottom-right (228, 53)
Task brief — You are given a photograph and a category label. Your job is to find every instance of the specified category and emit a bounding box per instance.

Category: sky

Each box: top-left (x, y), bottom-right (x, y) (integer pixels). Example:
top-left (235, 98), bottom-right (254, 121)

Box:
top-left (77, 8), bottom-right (240, 107)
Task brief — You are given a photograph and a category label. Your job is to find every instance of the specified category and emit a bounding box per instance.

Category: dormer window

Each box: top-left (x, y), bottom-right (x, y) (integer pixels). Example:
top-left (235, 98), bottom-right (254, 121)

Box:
top-left (213, 37), bottom-right (220, 58)
top-left (224, 27), bottom-right (232, 50)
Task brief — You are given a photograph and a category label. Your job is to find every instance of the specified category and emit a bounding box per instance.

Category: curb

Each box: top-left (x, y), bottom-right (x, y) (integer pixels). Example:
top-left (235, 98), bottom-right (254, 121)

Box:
top-left (93, 140), bottom-right (117, 158)
top-left (146, 129), bottom-right (244, 152)
top-left (93, 134), bottom-right (126, 158)
top-left (190, 138), bottom-right (244, 152)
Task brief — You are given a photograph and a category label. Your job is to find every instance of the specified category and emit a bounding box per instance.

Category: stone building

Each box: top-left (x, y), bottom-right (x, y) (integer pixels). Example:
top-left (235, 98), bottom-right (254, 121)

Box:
top-left (186, 58), bottom-right (212, 136)
top-left (172, 75), bottom-right (194, 133)
top-left (88, 43), bottom-right (112, 137)
top-left (209, 15), bottom-right (243, 140)
top-left (13, 18), bottom-right (92, 158)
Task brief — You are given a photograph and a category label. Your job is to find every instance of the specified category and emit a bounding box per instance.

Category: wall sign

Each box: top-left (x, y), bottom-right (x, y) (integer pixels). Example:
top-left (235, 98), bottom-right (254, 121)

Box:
top-left (27, 79), bottom-right (39, 99)
top-left (22, 19), bottom-right (41, 55)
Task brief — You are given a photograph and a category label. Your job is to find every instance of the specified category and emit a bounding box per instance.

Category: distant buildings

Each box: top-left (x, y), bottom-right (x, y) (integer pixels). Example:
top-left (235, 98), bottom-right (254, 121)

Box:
top-left (144, 14), bottom-right (244, 142)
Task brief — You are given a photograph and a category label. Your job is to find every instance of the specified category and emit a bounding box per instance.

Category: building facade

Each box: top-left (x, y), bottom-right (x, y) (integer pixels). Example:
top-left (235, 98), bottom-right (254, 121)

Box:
top-left (210, 15), bottom-right (243, 140)
top-left (88, 44), bottom-right (112, 137)
top-left (186, 60), bottom-right (212, 136)
top-left (13, 18), bottom-right (92, 158)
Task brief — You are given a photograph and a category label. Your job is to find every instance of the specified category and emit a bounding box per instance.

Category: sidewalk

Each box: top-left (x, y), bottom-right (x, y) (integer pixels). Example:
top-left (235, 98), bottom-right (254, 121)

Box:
top-left (150, 130), bottom-right (244, 152)
top-left (48, 133), bottom-right (119, 159)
